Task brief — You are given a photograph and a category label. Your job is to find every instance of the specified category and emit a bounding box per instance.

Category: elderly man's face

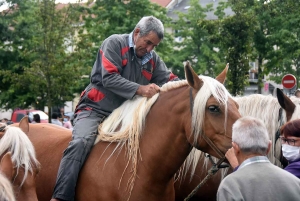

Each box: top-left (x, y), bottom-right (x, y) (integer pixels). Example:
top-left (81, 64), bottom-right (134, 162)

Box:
top-left (133, 28), bottom-right (161, 58)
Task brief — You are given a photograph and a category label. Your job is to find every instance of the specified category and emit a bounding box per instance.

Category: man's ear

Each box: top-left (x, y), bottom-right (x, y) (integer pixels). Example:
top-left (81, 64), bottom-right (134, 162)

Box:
top-left (266, 140), bottom-right (272, 155)
top-left (232, 142), bottom-right (240, 155)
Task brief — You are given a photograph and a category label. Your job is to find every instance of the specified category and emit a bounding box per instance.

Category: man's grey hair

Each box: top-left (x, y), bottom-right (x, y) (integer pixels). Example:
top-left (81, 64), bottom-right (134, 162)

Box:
top-left (134, 16), bottom-right (164, 40)
top-left (232, 116), bottom-right (270, 155)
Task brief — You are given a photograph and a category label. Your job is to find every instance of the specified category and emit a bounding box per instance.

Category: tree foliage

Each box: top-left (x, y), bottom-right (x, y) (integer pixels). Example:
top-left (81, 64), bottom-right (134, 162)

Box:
top-left (0, 0), bottom-right (83, 114)
top-left (170, 0), bottom-right (224, 79)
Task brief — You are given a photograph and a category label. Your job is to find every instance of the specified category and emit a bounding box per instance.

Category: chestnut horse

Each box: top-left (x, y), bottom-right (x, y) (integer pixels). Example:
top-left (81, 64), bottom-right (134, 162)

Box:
top-left (15, 63), bottom-right (241, 201)
top-left (175, 88), bottom-right (300, 201)
top-left (0, 124), bottom-right (40, 201)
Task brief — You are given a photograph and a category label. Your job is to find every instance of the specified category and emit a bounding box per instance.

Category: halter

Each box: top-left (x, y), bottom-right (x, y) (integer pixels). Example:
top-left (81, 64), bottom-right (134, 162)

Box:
top-left (185, 88), bottom-right (228, 201)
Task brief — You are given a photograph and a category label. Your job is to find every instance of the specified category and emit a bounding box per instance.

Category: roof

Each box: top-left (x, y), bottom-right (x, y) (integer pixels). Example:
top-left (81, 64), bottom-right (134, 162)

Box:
top-left (150, 0), bottom-right (172, 7)
top-left (167, 0), bottom-right (234, 21)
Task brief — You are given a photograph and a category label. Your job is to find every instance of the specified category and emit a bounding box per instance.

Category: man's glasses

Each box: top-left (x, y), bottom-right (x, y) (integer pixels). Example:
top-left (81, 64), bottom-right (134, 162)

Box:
top-left (279, 136), bottom-right (298, 146)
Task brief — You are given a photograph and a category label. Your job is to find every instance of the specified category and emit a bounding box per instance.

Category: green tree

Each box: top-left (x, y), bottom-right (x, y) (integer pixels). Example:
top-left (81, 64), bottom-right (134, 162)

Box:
top-left (263, 0), bottom-right (300, 87)
top-left (0, 0), bottom-right (83, 120)
top-left (170, 0), bottom-right (224, 78)
top-left (216, 0), bottom-right (256, 95)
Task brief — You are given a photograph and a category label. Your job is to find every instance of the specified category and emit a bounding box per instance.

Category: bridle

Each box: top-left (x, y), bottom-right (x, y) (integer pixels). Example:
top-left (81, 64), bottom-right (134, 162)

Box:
top-left (184, 88), bottom-right (229, 201)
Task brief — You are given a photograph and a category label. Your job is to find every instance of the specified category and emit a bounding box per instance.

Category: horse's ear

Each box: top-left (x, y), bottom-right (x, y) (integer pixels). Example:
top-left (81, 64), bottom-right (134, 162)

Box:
top-left (184, 61), bottom-right (203, 90)
top-left (0, 152), bottom-right (14, 181)
top-left (19, 116), bottom-right (29, 134)
top-left (277, 88), bottom-right (296, 120)
top-left (215, 63), bottom-right (229, 84)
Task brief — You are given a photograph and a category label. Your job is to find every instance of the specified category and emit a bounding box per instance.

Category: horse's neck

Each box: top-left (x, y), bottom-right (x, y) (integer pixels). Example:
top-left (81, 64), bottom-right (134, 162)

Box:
top-left (138, 87), bottom-right (193, 180)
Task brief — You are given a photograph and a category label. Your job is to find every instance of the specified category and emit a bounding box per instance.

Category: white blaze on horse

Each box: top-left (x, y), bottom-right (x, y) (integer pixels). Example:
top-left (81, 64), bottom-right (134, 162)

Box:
top-left (16, 62), bottom-right (241, 201)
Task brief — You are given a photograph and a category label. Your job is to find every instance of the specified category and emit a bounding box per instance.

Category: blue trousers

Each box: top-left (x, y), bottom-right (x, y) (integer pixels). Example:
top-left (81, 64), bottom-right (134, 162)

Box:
top-left (52, 110), bottom-right (105, 201)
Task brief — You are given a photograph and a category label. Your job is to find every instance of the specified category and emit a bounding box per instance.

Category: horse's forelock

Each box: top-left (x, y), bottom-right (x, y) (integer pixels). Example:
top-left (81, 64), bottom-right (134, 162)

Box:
top-left (0, 126), bottom-right (40, 186)
top-left (191, 76), bottom-right (230, 146)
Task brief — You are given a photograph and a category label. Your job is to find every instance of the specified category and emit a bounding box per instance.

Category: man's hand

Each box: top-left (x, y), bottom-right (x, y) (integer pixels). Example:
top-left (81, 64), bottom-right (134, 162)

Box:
top-left (225, 147), bottom-right (239, 169)
top-left (136, 84), bottom-right (160, 98)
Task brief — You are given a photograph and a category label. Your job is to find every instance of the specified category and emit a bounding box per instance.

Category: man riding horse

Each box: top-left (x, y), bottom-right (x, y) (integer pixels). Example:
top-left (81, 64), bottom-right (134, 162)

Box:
top-left (50, 16), bottom-right (179, 201)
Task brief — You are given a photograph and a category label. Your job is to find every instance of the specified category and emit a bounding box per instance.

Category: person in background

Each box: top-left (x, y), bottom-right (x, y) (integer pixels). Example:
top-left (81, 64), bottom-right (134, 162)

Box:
top-left (59, 107), bottom-right (65, 123)
top-left (32, 114), bottom-right (41, 124)
top-left (217, 116), bottom-right (300, 201)
top-left (1, 118), bottom-right (13, 125)
top-left (51, 113), bottom-right (62, 126)
top-left (50, 16), bottom-right (179, 201)
top-left (294, 89), bottom-right (300, 98)
top-left (63, 114), bottom-right (73, 131)
top-left (279, 118), bottom-right (300, 178)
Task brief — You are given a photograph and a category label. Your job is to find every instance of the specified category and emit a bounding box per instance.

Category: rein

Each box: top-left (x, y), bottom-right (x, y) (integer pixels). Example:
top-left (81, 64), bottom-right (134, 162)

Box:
top-left (185, 88), bottom-right (228, 201)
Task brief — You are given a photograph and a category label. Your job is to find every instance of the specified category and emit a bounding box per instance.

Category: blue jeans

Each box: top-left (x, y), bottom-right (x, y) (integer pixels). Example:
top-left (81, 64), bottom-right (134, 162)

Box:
top-left (52, 110), bottom-right (105, 201)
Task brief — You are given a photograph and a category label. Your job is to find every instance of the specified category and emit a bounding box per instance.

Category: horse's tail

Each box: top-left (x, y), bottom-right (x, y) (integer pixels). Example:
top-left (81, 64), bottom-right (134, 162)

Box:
top-left (0, 126), bottom-right (40, 185)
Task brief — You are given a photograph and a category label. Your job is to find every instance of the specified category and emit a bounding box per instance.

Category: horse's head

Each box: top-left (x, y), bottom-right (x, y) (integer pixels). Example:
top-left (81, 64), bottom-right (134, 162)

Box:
top-left (185, 62), bottom-right (241, 159)
top-left (0, 122), bottom-right (40, 201)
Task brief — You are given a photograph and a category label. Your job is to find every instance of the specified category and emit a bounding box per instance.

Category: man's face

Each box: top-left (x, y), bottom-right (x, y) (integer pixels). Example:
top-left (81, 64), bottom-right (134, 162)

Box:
top-left (133, 28), bottom-right (161, 58)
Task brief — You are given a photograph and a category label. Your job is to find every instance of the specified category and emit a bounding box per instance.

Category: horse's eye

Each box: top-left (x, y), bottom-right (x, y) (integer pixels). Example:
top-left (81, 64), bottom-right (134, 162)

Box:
top-left (208, 105), bottom-right (220, 113)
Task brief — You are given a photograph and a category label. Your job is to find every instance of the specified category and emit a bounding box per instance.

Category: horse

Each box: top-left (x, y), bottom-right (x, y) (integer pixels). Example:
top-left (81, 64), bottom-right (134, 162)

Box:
top-left (0, 123), bottom-right (40, 201)
top-left (15, 63), bottom-right (241, 201)
top-left (174, 88), bottom-right (300, 201)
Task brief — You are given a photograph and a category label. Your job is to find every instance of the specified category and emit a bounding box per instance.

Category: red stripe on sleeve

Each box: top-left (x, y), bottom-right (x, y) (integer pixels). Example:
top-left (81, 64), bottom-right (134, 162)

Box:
top-left (169, 73), bottom-right (178, 81)
top-left (100, 50), bottom-right (120, 74)
top-left (121, 47), bottom-right (129, 56)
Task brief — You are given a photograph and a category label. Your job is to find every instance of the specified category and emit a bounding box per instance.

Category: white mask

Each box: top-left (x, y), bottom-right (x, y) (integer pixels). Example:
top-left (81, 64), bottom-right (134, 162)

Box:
top-left (282, 144), bottom-right (300, 162)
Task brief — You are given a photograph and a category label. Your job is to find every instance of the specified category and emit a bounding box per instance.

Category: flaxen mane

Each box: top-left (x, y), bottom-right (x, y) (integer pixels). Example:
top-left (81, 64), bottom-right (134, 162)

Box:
top-left (235, 94), bottom-right (285, 165)
top-left (0, 125), bottom-right (40, 185)
top-left (95, 75), bottom-right (231, 195)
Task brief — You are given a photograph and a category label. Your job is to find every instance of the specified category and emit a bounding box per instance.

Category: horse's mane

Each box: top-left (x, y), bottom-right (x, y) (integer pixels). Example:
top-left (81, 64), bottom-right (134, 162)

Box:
top-left (235, 94), bottom-right (286, 165)
top-left (0, 125), bottom-right (40, 185)
top-left (95, 76), bottom-right (231, 195)
top-left (289, 96), bottom-right (300, 120)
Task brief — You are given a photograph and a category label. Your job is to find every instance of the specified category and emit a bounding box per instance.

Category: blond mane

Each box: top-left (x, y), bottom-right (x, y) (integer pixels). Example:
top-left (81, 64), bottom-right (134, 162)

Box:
top-left (95, 75), bottom-right (232, 196)
top-left (234, 94), bottom-right (285, 165)
top-left (0, 125), bottom-right (40, 186)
